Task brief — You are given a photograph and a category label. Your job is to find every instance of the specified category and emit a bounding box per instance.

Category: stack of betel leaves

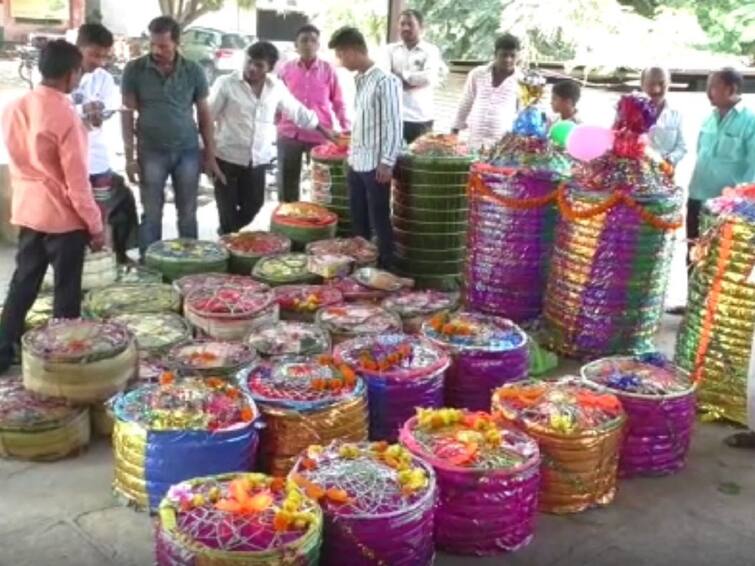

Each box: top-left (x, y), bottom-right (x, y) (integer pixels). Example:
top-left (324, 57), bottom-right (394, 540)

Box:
top-left (392, 134), bottom-right (474, 290)
top-left (310, 142), bottom-right (352, 237)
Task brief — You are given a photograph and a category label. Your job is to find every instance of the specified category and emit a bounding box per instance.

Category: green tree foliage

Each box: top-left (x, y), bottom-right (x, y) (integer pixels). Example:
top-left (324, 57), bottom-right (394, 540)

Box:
top-left (157, 0), bottom-right (255, 29)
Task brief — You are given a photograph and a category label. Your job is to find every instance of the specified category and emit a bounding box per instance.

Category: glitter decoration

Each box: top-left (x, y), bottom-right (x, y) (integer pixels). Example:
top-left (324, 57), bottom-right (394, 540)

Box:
top-left (155, 473), bottom-right (323, 565)
top-left (400, 409), bottom-right (540, 555)
top-left (311, 144), bottom-right (351, 237)
top-left (421, 311), bottom-right (529, 411)
top-left (22, 319), bottom-right (137, 403)
top-left (335, 334), bottom-right (449, 441)
top-left (393, 134), bottom-right (473, 291)
top-left (291, 441), bottom-right (436, 566)
top-left (492, 378), bottom-right (626, 514)
top-left (270, 203), bottom-right (338, 250)
top-left (112, 377), bottom-right (259, 510)
top-left (145, 239), bottom-right (230, 282)
top-left (84, 283), bottom-right (181, 318)
top-left (253, 253), bottom-right (321, 287)
top-left (316, 304), bottom-right (402, 346)
top-left (247, 321), bottom-right (332, 359)
top-left (274, 285), bottom-right (344, 323)
top-left (168, 340), bottom-right (257, 379)
top-left (220, 231), bottom-right (292, 275)
top-left (172, 273), bottom-right (269, 297)
top-left (241, 357), bottom-right (368, 476)
top-left (581, 354), bottom-right (696, 477)
top-left (111, 313), bottom-right (192, 354)
top-left (675, 184), bottom-right (755, 424)
top-left (306, 237), bottom-right (379, 267)
top-left (381, 290), bottom-right (459, 333)
top-left (0, 378), bottom-right (90, 461)
top-left (184, 286), bottom-right (279, 341)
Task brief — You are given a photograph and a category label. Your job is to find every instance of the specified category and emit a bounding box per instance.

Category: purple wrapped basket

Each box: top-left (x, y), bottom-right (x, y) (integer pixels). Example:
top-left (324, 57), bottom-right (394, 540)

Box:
top-left (421, 311), bottom-right (529, 411)
top-left (400, 410), bottom-right (540, 555)
top-left (290, 441), bottom-right (437, 566)
top-left (334, 334), bottom-right (449, 441)
top-left (581, 353), bottom-right (696, 477)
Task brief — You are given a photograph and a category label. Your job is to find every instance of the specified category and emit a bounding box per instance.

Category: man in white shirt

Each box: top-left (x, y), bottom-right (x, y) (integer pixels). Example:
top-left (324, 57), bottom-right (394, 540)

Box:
top-left (386, 9), bottom-right (446, 144)
top-left (74, 23), bottom-right (137, 263)
top-left (642, 67), bottom-right (687, 167)
top-left (209, 41), bottom-right (333, 234)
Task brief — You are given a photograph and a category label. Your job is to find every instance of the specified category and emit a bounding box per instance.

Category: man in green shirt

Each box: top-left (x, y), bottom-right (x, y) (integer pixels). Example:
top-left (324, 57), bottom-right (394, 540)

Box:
top-left (121, 16), bottom-right (224, 254)
top-left (687, 68), bottom-right (755, 264)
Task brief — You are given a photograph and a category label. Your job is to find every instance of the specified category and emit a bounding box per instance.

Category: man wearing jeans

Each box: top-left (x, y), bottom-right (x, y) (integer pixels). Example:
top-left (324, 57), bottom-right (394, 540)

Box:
top-left (329, 27), bottom-right (402, 270)
top-left (121, 16), bottom-right (223, 253)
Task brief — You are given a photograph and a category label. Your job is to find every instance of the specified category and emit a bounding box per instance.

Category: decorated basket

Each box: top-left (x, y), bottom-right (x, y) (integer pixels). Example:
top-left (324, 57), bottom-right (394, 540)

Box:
top-left (381, 290), bottom-right (459, 333)
top-left (675, 185), bottom-right (755, 425)
top-left (581, 353), bottom-right (696, 477)
top-left (241, 357), bottom-right (368, 476)
top-left (248, 321), bottom-right (331, 359)
top-left (315, 304), bottom-right (402, 346)
top-left (334, 334), bottom-right (449, 441)
top-left (111, 313), bottom-right (192, 355)
top-left (84, 283), bottom-right (181, 318)
top-left (270, 203), bottom-right (338, 249)
top-left (173, 273), bottom-right (268, 298)
top-left (492, 378), bottom-right (626, 514)
top-left (306, 237), bottom-right (378, 268)
top-left (112, 377), bottom-right (259, 510)
top-left (116, 263), bottom-right (163, 284)
top-left (0, 378), bottom-right (90, 461)
top-left (22, 319), bottom-right (137, 403)
top-left (24, 294), bottom-right (54, 330)
top-left (311, 144), bottom-right (350, 234)
top-left (220, 231), bottom-right (292, 275)
top-left (184, 286), bottom-right (279, 341)
top-left (168, 340), bottom-right (258, 379)
top-left (155, 472), bottom-right (323, 565)
top-left (290, 441), bottom-right (436, 566)
top-left (42, 249), bottom-right (118, 292)
top-left (421, 311), bottom-right (529, 411)
top-left (400, 409), bottom-right (540, 555)
top-left (274, 285), bottom-right (344, 323)
top-left (145, 239), bottom-right (230, 282)
top-left (306, 253), bottom-right (354, 280)
top-left (325, 277), bottom-right (392, 303)
top-left (252, 253), bottom-right (321, 287)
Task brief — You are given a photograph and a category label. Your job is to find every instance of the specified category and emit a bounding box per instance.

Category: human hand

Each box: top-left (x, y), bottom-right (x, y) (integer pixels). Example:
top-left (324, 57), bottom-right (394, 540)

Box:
top-left (89, 231), bottom-right (106, 252)
top-left (376, 163), bottom-right (393, 184)
top-left (319, 126), bottom-right (337, 143)
top-left (83, 101), bottom-right (105, 128)
top-left (204, 154), bottom-right (227, 186)
top-left (125, 159), bottom-right (140, 184)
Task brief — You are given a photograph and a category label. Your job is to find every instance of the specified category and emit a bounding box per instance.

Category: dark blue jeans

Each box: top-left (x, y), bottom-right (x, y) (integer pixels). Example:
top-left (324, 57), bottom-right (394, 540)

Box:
top-left (347, 168), bottom-right (395, 270)
top-left (138, 148), bottom-right (201, 253)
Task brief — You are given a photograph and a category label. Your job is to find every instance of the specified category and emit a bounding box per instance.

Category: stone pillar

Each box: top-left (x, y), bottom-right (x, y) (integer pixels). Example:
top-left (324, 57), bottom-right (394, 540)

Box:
top-left (387, 0), bottom-right (405, 43)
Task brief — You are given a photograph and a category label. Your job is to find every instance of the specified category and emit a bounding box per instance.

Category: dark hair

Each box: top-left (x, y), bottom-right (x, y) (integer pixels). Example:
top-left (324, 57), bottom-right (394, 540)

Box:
top-left (714, 67), bottom-right (744, 93)
top-left (328, 26), bottom-right (367, 53)
top-left (400, 9), bottom-right (424, 26)
top-left (247, 41), bottom-right (279, 69)
top-left (77, 23), bottom-right (114, 48)
top-left (494, 33), bottom-right (521, 53)
top-left (552, 79), bottom-right (581, 104)
top-left (148, 16), bottom-right (180, 43)
top-left (296, 24), bottom-right (320, 39)
top-left (39, 39), bottom-right (82, 80)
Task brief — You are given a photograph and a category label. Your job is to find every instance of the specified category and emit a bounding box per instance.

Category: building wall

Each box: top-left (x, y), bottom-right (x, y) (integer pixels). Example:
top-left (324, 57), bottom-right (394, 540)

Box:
top-left (1, 0), bottom-right (86, 42)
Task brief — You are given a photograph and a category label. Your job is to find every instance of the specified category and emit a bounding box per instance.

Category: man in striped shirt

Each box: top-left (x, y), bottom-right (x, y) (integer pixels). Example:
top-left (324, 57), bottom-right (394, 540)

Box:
top-left (329, 27), bottom-right (402, 270)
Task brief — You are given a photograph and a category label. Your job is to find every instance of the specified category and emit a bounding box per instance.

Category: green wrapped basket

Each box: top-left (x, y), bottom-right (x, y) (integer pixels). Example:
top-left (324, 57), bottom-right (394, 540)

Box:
top-left (392, 190), bottom-right (469, 210)
top-left (394, 227), bottom-right (467, 249)
top-left (392, 216), bottom-right (468, 234)
top-left (252, 253), bottom-right (321, 287)
top-left (393, 202), bottom-right (469, 224)
top-left (220, 231), bottom-right (292, 275)
top-left (116, 264), bottom-right (163, 284)
top-left (396, 243), bottom-right (467, 262)
top-left (270, 202), bottom-right (338, 249)
top-left (84, 284), bottom-right (182, 318)
top-left (145, 239), bottom-right (229, 282)
top-left (395, 256), bottom-right (466, 276)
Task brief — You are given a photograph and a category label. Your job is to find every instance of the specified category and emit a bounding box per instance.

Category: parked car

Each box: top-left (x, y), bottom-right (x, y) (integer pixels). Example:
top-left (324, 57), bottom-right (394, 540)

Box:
top-left (181, 27), bottom-right (254, 84)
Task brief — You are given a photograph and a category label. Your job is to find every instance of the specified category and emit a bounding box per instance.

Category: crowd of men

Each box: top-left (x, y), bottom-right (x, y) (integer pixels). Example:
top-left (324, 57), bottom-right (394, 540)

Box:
top-left (0, 9), bottom-right (753, 387)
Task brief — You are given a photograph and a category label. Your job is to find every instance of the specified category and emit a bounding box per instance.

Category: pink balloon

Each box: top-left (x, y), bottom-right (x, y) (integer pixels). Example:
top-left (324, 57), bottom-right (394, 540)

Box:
top-left (566, 126), bottom-right (615, 161)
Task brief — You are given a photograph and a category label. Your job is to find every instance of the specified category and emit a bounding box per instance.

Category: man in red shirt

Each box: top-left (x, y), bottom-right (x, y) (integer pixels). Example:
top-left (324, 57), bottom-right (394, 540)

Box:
top-left (0, 40), bottom-right (104, 373)
top-left (277, 24), bottom-right (350, 202)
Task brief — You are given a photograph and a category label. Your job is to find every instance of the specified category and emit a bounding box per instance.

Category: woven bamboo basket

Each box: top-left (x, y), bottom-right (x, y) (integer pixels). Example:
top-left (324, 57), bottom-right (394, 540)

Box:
top-left (492, 378), bottom-right (626, 514)
top-left (24, 294), bottom-right (54, 330)
top-left (84, 283), bottom-right (181, 318)
top-left (311, 147), bottom-right (350, 229)
top-left (315, 304), bottom-right (402, 346)
top-left (252, 253), bottom-right (321, 287)
top-left (155, 473), bottom-right (323, 565)
top-left (306, 237), bottom-right (378, 268)
top-left (274, 285), bottom-right (344, 323)
top-left (42, 249), bottom-right (117, 292)
top-left (270, 203), bottom-right (338, 249)
top-left (167, 340), bottom-right (258, 379)
top-left (0, 378), bottom-right (90, 461)
top-left (111, 313), bottom-right (192, 355)
top-left (184, 286), bottom-right (279, 341)
top-left (22, 319), bottom-right (137, 403)
top-left (173, 273), bottom-right (268, 298)
top-left (220, 231), bottom-right (292, 275)
top-left (145, 239), bottom-right (229, 282)
top-left (381, 290), bottom-right (459, 334)
top-left (116, 263), bottom-right (163, 284)
top-left (247, 321), bottom-right (332, 359)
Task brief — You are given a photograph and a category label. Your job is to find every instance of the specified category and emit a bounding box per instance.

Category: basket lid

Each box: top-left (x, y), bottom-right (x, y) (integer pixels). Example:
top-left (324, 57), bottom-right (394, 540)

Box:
top-left (421, 310), bottom-right (527, 352)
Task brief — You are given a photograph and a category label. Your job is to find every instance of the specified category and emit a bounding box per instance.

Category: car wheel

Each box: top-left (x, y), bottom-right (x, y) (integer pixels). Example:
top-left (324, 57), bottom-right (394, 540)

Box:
top-left (201, 62), bottom-right (216, 86)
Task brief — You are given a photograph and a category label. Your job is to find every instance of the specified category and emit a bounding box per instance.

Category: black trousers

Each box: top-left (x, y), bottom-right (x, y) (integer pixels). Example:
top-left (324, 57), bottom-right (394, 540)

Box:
top-left (277, 136), bottom-right (318, 203)
top-left (0, 228), bottom-right (88, 365)
top-left (347, 168), bottom-right (395, 270)
top-left (92, 172), bottom-right (138, 263)
top-left (686, 198), bottom-right (702, 267)
top-left (403, 121), bottom-right (434, 145)
top-left (214, 158), bottom-right (267, 235)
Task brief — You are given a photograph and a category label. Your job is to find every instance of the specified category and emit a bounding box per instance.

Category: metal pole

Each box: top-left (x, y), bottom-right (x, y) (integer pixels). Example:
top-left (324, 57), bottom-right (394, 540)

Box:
top-left (387, 0), bottom-right (406, 43)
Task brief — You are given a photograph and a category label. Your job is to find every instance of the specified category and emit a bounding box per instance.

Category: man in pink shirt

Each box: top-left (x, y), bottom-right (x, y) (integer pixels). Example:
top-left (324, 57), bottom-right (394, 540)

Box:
top-left (277, 24), bottom-right (350, 202)
top-left (0, 40), bottom-right (104, 373)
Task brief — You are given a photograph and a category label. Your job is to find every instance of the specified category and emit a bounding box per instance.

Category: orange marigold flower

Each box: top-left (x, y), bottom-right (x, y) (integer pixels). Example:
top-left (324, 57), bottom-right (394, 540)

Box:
top-left (372, 441), bottom-right (389, 453)
top-left (240, 406), bottom-right (254, 422)
top-left (225, 387), bottom-right (240, 399)
top-left (305, 483), bottom-right (326, 501)
top-left (273, 513), bottom-right (291, 532)
top-left (310, 378), bottom-right (327, 391)
top-left (326, 488), bottom-right (350, 504)
top-left (206, 377), bottom-right (225, 389)
top-left (270, 477), bottom-right (286, 493)
top-left (300, 458), bottom-right (318, 471)
top-left (159, 371), bottom-right (175, 385)
top-left (339, 365), bottom-right (356, 381)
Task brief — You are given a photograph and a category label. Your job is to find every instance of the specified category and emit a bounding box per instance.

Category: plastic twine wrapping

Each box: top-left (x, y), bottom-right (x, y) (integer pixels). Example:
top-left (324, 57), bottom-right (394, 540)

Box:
top-left (184, 286), bottom-right (279, 341)
top-left (145, 239), bottom-right (230, 282)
